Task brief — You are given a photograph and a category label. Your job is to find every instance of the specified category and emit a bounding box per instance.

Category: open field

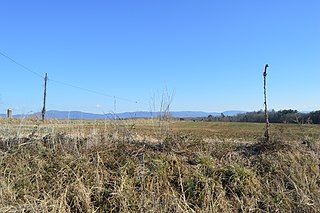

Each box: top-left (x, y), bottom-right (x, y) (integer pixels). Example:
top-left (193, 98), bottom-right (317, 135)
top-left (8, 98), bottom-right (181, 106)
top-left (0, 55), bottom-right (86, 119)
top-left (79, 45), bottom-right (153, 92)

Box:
top-left (2, 118), bottom-right (320, 142)
top-left (1, 118), bottom-right (320, 212)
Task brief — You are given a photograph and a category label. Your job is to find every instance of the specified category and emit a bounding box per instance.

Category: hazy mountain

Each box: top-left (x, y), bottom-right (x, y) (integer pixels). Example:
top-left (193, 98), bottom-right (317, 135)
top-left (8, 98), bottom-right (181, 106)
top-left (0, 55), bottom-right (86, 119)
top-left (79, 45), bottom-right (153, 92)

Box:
top-left (222, 111), bottom-right (247, 116)
top-left (0, 110), bottom-right (246, 120)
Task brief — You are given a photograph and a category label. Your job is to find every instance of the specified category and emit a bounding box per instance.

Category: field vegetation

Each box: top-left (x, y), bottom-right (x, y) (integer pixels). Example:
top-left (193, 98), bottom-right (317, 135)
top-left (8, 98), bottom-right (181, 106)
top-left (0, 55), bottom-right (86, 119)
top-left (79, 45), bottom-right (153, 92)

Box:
top-left (0, 118), bottom-right (320, 212)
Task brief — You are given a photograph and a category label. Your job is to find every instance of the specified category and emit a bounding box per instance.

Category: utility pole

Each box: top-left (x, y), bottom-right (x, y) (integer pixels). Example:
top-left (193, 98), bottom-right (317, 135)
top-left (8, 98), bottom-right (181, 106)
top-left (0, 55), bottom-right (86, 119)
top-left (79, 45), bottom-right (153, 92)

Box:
top-left (263, 64), bottom-right (270, 142)
top-left (42, 73), bottom-right (48, 122)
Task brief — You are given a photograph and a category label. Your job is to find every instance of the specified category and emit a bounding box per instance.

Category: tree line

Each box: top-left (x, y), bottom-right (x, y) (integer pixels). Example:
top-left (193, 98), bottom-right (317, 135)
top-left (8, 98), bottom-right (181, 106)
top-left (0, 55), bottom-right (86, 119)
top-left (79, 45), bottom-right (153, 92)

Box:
top-left (206, 110), bottom-right (320, 124)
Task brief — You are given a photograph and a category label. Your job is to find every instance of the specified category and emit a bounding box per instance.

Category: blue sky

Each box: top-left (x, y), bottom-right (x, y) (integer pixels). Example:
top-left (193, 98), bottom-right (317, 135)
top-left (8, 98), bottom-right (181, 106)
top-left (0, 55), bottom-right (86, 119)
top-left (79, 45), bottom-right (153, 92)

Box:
top-left (0, 0), bottom-right (319, 114)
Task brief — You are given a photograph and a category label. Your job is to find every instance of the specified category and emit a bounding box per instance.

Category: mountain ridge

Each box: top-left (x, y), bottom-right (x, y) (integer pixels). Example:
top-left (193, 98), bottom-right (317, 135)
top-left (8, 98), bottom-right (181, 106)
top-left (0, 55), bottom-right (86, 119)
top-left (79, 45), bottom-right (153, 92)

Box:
top-left (0, 110), bottom-right (246, 120)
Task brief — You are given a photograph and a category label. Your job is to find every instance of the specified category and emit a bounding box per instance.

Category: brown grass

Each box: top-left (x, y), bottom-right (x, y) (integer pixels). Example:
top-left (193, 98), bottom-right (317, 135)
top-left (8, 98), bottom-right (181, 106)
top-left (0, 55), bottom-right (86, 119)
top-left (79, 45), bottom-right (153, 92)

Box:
top-left (0, 119), bottom-right (320, 212)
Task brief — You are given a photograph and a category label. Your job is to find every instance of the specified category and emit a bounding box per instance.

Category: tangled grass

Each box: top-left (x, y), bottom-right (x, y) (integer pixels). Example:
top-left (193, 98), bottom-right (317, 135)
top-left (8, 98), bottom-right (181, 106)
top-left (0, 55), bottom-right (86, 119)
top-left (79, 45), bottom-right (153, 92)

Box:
top-left (0, 120), bottom-right (320, 212)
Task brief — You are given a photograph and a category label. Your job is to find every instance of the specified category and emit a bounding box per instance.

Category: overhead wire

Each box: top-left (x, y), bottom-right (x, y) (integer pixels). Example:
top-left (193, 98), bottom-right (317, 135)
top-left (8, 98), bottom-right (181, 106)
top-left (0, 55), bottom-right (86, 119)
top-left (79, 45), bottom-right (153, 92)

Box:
top-left (48, 78), bottom-right (139, 104)
top-left (0, 51), bottom-right (44, 79)
top-left (0, 50), bottom-right (141, 104)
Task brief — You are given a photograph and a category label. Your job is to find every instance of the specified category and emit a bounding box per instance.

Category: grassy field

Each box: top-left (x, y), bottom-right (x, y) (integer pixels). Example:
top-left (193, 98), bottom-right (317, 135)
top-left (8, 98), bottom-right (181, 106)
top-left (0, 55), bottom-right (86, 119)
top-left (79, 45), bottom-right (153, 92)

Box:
top-left (2, 118), bottom-right (319, 141)
top-left (0, 118), bottom-right (320, 212)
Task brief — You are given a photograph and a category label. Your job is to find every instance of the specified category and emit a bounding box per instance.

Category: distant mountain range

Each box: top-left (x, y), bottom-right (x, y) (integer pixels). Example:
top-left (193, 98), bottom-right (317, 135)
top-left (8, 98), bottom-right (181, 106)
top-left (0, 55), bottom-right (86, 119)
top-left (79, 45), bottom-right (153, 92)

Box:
top-left (0, 110), bottom-right (246, 120)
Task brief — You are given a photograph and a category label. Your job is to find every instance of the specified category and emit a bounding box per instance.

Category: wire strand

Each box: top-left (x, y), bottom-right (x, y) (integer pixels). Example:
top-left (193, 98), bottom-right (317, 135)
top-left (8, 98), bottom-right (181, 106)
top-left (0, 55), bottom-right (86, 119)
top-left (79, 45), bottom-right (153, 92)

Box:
top-left (49, 78), bottom-right (139, 104)
top-left (0, 51), bottom-right (44, 79)
top-left (0, 50), bottom-right (142, 105)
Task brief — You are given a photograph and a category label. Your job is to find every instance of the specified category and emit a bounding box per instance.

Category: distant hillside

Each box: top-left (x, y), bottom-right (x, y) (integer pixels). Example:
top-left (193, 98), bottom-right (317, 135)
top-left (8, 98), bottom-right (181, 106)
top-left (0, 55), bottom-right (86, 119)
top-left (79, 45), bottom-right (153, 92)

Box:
top-left (0, 110), bottom-right (246, 120)
top-left (222, 110), bottom-right (247, 116)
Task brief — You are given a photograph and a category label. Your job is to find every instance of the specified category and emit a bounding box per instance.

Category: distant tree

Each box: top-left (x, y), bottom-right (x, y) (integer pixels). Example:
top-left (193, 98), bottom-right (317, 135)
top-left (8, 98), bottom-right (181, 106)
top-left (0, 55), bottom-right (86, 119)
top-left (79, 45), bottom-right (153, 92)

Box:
top-left (199, 109), bottom-right (320, 124)
top-left (208, 115), bottom-right (214, 122)
top-left (309, 111), bottom-right (320, 124)
top-left (277, 109), bottom-right (299, 123)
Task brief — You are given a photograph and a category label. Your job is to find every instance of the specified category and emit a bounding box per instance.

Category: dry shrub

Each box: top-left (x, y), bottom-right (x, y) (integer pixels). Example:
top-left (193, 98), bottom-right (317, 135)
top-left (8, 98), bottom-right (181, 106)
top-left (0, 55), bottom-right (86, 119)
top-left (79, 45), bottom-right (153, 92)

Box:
top-left (0, 127), bottom-right (320, 212)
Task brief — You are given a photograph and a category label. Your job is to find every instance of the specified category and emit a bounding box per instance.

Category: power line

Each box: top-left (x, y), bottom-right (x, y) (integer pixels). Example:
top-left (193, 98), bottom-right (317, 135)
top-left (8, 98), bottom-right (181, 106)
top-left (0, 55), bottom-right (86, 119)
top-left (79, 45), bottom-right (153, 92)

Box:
top-left (0, 51), bottom-right (44, 79)
top-left (0, 50), bottom-right (142, 104)
top-left (49, 78), bottom-right (139, 104)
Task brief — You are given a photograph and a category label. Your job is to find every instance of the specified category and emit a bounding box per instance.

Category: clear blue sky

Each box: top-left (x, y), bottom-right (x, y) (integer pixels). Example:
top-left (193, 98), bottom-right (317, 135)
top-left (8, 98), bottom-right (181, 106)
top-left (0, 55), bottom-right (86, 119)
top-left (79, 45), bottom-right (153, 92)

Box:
top-left (0, 0), bottom-right (319, 114)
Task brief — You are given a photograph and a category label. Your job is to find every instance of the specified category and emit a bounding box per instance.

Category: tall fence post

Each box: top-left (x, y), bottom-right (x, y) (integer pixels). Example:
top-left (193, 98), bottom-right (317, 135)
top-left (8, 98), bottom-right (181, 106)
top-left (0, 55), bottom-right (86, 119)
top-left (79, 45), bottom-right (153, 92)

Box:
top-left (263, 64), bottom-right (270, 142)
top-left (42, 73), bottom-right (48, 122)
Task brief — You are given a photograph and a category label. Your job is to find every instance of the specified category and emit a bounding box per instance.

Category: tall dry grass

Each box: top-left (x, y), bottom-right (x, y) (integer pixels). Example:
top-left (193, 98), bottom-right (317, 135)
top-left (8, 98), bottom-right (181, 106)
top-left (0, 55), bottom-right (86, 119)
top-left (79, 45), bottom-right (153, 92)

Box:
top-left (0, 119), bottom-right (320, 212)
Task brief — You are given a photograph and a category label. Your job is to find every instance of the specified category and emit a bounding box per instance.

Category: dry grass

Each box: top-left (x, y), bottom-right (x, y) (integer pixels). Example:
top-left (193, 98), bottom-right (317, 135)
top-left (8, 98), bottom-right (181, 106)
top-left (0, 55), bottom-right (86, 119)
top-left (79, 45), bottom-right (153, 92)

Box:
top-left (0, 118), bottom-right (320, 212)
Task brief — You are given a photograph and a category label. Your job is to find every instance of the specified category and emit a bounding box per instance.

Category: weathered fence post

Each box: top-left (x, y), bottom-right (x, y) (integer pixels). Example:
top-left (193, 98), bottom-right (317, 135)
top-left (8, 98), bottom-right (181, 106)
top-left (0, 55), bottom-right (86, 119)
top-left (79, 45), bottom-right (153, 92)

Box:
top-left (41, 73), bottom-right (48, 122)
top-left (263, 64), bottom-right (270, 142)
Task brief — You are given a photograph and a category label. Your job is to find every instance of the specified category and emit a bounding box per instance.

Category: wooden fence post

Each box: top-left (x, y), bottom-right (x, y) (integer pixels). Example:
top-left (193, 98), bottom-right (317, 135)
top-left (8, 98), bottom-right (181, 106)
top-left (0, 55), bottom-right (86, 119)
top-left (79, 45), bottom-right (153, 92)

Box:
top-left (41, 73), bottom-right (48, 122)
top-left (263, 64), bottom-right (270, 142)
